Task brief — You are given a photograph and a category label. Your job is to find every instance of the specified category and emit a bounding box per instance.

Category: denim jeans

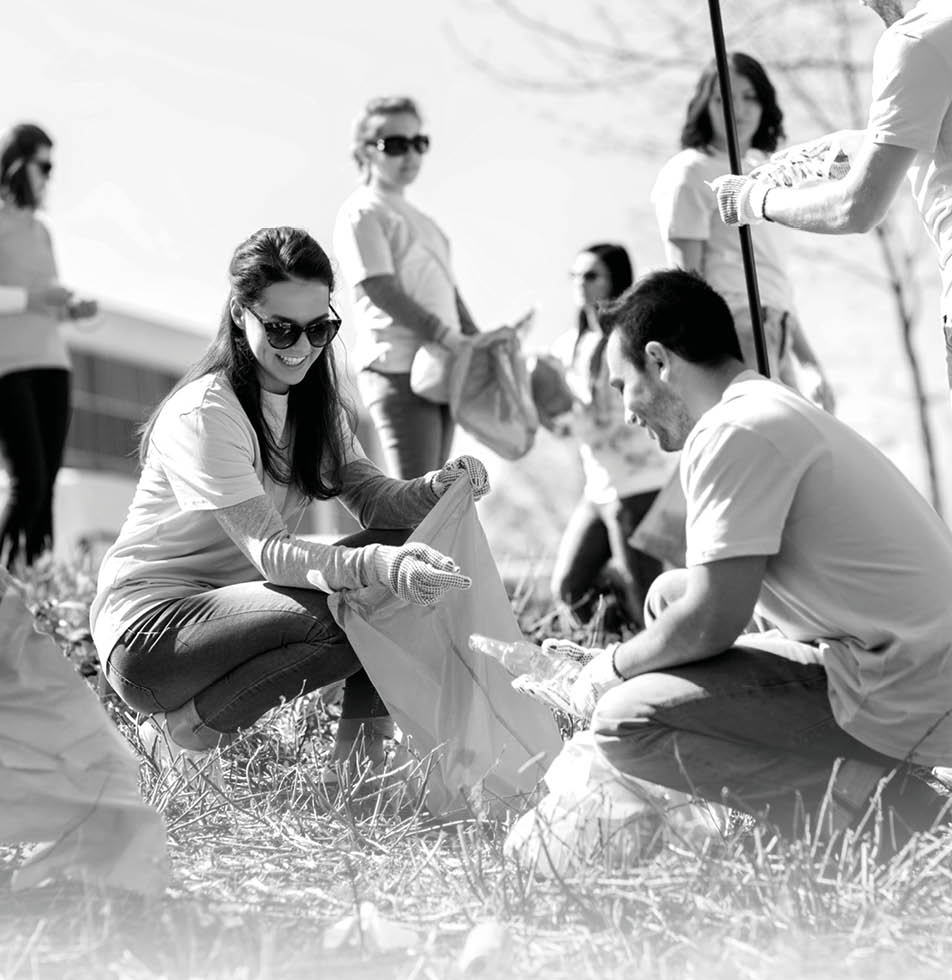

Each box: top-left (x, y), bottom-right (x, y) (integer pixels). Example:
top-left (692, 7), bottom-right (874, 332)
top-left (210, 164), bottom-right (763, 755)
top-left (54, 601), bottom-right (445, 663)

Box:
top-left (0, 368), bottom-right (71, 566)
top-left (551, 490), bottom-right (662, 628)
top-left (359, 369), bottom-right (454, 479)
top-left (105, 528), bottom-right (408, 737)
top-left (592, 569), bottom-right (900, 834)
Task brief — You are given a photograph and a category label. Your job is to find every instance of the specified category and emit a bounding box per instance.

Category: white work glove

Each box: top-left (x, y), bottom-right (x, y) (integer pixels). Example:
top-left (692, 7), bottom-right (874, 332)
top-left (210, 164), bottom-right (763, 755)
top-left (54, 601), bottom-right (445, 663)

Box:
top-left (708, 174), bottom-right (771, 227)
top-left (430, 454), bottom-right (490, 501)
top-left (373, 543), bottom-right (471, 606)
top-left (550, 640), bottom-right (624, 721)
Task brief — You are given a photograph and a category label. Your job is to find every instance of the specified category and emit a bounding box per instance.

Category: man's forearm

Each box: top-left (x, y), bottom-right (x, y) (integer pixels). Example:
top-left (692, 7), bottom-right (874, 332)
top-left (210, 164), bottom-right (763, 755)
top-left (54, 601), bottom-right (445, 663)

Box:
top-left (763, 178), bottom-right (872, 235)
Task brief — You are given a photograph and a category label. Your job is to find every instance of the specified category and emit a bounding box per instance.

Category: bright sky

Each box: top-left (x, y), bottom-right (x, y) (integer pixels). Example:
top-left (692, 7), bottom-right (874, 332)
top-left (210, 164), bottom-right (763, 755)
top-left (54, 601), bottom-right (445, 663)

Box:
top-left (5, 0), bottom-right (663, 352)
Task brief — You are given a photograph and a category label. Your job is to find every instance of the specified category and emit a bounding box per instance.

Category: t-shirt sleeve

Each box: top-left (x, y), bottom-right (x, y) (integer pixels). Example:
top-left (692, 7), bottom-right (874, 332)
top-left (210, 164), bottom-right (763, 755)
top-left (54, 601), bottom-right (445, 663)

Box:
top-left (683, 422), bottom-right (798, 566)
top-left (333, 203), bottom-right (395, 285)
top-left (150, 393), bottom-right (265, 511)
top-left (652, 156), bottom-right (713, 241)
top-left (867, 29), bottom-right (952, 154)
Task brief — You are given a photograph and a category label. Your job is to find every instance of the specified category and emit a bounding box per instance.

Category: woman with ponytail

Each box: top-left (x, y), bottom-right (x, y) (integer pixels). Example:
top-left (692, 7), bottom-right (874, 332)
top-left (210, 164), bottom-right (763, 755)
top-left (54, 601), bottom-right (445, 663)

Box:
top-left (548, 243), bottom-right (675, 630)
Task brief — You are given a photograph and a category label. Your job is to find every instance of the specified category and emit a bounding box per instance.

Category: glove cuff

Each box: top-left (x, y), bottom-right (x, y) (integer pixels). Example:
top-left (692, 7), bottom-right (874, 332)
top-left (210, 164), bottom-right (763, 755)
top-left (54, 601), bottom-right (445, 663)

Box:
top-left (746, 179), bottom-right (770, 223)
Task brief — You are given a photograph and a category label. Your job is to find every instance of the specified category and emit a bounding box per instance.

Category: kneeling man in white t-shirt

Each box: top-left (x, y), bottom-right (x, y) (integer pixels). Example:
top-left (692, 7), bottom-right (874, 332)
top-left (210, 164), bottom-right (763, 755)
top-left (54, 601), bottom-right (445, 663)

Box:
top-left (548, 268), bottom-right (952, 851)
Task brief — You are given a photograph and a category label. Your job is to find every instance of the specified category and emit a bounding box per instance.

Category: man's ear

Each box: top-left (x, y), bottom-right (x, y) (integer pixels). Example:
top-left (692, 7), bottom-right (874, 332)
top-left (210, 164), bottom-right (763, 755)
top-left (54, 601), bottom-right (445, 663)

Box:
top-left (643, 340), bottom-right (673, 381)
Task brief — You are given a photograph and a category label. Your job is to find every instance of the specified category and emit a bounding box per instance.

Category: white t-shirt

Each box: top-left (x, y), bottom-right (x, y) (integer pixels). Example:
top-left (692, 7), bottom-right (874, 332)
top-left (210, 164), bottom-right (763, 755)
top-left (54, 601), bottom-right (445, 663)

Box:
top-left (652, 147), bottom-right (795, 313)
top-left (333, 184), bottom-right (460, 372)
top-left (682, 371), bottom-right (952, 764)
top-left (551, 324), bottom-right (676, 503)
top-left (89, 373), bottom-right (363, 658)
top-left (867, 0), bottom-right (952, 316)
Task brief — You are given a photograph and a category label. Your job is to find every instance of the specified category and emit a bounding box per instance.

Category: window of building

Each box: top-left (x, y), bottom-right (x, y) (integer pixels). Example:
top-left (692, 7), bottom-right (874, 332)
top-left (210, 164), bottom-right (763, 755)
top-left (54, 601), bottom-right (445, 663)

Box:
top-left (65, 351), bottom-right (180, 475)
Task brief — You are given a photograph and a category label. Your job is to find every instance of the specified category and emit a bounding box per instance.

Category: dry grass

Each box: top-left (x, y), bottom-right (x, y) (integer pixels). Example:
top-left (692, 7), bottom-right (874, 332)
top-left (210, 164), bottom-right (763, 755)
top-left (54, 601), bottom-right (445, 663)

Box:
top-left (1, 558), bottom-right (951, 980)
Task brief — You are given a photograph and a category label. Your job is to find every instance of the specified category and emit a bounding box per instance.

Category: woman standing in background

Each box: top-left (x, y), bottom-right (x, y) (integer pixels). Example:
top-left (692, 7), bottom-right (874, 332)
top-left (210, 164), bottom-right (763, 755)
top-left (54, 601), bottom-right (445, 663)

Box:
top-left (333, 96), bottom-right (480, 479)
top-left (0, 123), bottom-right (97, 567)
top-left (652, 53), bottom-right (834, 410)
top-left (548, 243), bottom-right (676, 631)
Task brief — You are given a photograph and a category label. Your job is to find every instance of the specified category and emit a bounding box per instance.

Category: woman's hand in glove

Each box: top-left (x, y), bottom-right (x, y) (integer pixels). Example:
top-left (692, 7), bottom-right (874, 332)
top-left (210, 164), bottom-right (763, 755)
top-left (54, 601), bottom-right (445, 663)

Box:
top-left (373, 543), bottom-right (471, 606)
top-left (430, 455), bottom-right (490, 501)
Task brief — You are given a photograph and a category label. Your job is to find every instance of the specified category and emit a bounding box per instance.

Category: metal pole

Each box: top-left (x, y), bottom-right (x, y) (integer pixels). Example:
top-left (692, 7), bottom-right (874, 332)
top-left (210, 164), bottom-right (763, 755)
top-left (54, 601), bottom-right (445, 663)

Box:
top-left (707, 0), bottom-right (770, 377)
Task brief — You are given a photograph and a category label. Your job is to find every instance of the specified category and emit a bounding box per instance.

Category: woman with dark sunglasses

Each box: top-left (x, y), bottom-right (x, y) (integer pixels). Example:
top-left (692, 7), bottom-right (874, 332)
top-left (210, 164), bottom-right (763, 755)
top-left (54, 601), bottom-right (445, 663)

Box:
top-left (0, 123), bottom-right (98, 567)
top-left (545, 244), bottom-right (675, 631)
top-left (333, 96), bottom-right (480, 479)
top-left (652, 53), bottom-right (834, 411)
top-left (90, 226), bottom-right (489, 780)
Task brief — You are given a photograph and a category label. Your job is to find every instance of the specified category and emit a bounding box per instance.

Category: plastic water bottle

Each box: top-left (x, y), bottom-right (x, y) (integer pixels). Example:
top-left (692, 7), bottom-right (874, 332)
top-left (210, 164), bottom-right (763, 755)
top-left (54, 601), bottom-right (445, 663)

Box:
top-left (469, 634), bottom-right (582, 684)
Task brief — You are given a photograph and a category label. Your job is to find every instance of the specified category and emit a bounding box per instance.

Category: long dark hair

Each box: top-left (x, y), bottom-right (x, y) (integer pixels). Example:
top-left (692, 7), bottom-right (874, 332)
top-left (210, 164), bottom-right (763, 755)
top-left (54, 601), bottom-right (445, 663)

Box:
top-left (578, 243), bottom-right (635, 384)
top-left (576, 242), bottom-right (634, 336)
top-left (0, 123), bottom-right (53, 209)
top-left (140, 226), bottom-right (355, 500)
top-left (680, 52), bottom-right (784, 155)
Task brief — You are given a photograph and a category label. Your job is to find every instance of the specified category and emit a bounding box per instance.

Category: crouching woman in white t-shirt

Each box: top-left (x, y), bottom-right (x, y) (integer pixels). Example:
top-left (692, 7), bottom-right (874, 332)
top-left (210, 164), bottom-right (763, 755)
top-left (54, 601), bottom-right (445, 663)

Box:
top-left (90, 226), bottom-right (489, 774)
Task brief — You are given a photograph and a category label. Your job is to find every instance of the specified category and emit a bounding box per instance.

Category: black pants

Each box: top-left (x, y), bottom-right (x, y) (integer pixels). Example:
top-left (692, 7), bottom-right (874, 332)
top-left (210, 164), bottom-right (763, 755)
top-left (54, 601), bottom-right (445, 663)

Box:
top-left (0, 368), bottom-right (71, 566)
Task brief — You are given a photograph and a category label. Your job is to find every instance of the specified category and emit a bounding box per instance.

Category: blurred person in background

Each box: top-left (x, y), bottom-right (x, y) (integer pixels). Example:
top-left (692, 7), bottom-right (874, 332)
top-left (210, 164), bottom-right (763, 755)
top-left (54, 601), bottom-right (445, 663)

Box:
top-left (333, 96), bottom-right (480, 479)
top-left (545, 243), bottom-right (676, 631)
top-left (710, 2), bottom-right (952, 401)
top-left (90, 226), bottom-right (488, 780)
top-left (0, 122), bottom-right (97, 567)
top-left (652, 53), bottom-right (834, 411)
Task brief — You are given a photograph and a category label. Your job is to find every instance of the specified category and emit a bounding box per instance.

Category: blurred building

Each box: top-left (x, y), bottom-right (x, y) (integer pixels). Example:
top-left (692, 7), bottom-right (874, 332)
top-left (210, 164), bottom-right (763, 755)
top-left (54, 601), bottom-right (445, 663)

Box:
top-left (0, 306), bottom-right (368, 563)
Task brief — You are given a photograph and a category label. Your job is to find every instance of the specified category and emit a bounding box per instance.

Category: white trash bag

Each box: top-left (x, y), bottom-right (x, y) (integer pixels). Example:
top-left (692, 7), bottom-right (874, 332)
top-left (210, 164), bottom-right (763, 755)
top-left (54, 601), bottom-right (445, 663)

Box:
top-left (504, 730), bottom-right (729, 876)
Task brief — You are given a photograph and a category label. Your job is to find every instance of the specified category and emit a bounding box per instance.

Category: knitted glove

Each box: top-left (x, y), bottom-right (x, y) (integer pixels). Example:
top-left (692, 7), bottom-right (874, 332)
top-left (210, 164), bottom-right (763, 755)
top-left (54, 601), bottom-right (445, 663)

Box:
top-left (565, 643), bottom-right (624, 721)
top-left (430, 455), bottom-right (490, 501)
top-left (540, 637), bottom-right (600, 666)
top-left (708, 174), bottom-right (770, 227)
top-left (373, 543), bottom-right (471, 606)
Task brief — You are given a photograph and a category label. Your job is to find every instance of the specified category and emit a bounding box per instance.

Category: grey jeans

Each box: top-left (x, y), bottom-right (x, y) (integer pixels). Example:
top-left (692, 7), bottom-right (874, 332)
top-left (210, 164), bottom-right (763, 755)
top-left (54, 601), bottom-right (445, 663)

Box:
top-left (359, 369), bottom-right (454, 479)
top-left (105, 528), bottom-right (408, 735)
top-left (592, 569), bottom-right (900, 835)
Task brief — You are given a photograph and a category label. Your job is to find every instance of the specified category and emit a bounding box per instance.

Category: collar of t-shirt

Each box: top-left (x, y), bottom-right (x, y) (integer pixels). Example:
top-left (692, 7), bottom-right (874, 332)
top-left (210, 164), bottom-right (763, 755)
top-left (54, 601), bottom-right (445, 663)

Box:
top-left (260, 389), bottom-right (290, 448)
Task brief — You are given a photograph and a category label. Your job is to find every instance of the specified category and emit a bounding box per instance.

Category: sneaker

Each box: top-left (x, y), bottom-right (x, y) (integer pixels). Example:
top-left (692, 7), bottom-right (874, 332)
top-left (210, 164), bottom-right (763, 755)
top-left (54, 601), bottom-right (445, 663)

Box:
top-left (137, 714), bottom-right (223, 790)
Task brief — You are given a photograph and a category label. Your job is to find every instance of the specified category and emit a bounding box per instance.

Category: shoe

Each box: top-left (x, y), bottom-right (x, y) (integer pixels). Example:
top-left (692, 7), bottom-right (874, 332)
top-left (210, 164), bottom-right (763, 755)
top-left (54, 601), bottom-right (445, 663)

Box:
top-left (873, 765), bottom-right (951, 858)
top-left (137, 714), bottom-right (223, 790)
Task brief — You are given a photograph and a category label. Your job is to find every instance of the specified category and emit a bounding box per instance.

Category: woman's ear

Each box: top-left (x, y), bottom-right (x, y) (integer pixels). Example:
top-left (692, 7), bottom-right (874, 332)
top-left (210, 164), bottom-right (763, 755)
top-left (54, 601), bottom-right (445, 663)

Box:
top-left (229, 298), bottom-right (244, 328)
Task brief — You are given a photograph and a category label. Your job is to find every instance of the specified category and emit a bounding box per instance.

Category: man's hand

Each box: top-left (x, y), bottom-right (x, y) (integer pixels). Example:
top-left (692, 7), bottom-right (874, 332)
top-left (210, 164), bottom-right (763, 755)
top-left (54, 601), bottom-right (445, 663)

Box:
top-left (708, 175), bottom-right (770, 227)
top-left (564, 644), bottom-right (623, 721)
top-left (431, 455), bottom-right (490, 501)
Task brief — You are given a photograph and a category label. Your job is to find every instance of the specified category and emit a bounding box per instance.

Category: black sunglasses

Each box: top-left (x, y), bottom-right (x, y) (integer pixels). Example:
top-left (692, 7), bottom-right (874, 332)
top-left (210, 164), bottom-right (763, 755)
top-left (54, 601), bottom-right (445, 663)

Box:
top-left (365, 135), bottom-right (431, 157)
top-left (570, 270), bottom-right (603, 282)
top-left (245, 304), bottom-right (342, 351)
top-left (33, 160), bottom-right (53, 177)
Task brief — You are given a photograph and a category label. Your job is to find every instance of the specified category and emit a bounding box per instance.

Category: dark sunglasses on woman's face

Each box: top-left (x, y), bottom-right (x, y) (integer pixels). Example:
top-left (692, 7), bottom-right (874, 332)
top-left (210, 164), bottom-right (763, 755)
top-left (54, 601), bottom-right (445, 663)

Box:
top-left (365, 134), bottom-right (431, 157)
top-left (32, 160), bottom-right (53, 177)
top-left (570, 270), bottom-right (602, 282)
top-left (246, 304), bottom-right (342, 350)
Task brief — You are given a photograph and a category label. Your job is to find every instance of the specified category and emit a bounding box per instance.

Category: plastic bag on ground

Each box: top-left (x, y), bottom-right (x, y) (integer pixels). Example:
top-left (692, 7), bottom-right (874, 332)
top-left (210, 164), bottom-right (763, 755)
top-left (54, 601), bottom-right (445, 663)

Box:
top-left (504, 730), bottom-right (729, 876)
top-left (0, 568), bottom-right (168, 893)
top-left (447, 326), bottom-right (539, 461)
top-left (328, 480), bottom-right (562, 817)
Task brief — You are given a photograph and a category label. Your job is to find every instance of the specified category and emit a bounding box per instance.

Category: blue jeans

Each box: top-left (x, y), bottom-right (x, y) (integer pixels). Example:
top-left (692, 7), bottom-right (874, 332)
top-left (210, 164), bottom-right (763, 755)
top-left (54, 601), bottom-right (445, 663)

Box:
top-left (359, 369), bottom-right (454, 479)
top-left (592, 569), bottom-right (900, 835)
top-left (551, 490), bottom-right (661, 629)
top-left (105, 528), bottom-right (407, 736)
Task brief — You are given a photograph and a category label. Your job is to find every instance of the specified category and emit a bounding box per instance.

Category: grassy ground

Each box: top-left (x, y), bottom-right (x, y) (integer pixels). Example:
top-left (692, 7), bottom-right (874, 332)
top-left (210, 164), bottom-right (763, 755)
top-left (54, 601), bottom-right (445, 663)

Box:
top-left (2, 558), bottom-right (952, 980)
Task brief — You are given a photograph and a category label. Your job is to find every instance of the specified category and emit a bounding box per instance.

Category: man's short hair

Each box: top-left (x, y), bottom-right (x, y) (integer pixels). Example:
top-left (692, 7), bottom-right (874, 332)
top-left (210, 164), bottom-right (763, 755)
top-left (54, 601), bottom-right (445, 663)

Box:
top-left (600, 269), bottom-right (744, 369)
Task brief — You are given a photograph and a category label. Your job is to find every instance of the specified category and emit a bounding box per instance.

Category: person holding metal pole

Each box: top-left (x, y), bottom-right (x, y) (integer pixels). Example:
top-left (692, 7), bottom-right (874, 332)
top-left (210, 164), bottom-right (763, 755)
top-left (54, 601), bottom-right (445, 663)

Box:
top-left (710, 1), bottom-right (952, 393)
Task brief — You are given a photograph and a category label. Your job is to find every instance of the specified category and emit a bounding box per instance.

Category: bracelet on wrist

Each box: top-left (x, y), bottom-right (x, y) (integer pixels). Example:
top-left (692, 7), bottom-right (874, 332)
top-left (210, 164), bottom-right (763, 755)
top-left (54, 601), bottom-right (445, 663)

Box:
top-left (608, 642), bottom-right (625, 680)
